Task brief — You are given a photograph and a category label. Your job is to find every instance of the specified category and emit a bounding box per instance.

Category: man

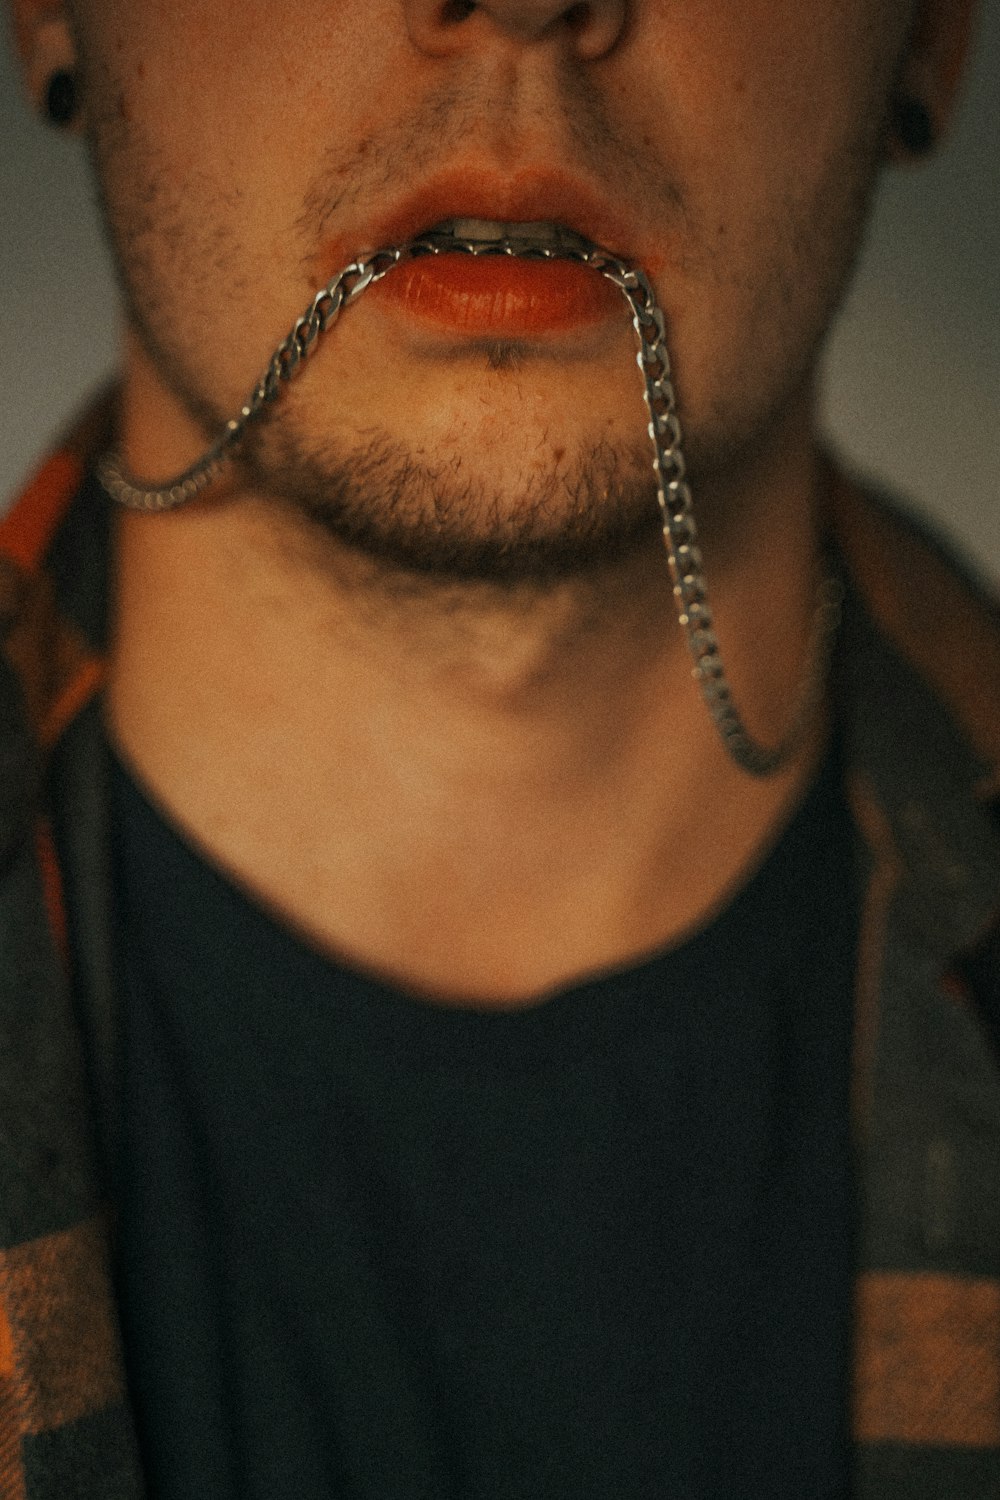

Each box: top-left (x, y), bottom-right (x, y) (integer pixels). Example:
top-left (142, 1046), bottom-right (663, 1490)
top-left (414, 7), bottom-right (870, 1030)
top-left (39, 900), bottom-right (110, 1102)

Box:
top-left (1, 0), bottom-right (998, 1496)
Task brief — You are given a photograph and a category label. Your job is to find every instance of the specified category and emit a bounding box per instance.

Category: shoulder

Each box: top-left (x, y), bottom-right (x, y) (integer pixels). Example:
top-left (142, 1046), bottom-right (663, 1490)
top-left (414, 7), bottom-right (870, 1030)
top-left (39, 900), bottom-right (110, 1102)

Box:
top-left (832, 474), bottom-right (1000, 793)
top-left (0, 399), bottom-right (112, 756)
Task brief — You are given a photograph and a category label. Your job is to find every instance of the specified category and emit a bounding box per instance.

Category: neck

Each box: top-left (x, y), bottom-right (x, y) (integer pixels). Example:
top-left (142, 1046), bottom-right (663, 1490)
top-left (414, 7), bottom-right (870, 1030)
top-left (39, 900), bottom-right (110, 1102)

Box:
top-left (106, 425), bottom-right (831, 1005)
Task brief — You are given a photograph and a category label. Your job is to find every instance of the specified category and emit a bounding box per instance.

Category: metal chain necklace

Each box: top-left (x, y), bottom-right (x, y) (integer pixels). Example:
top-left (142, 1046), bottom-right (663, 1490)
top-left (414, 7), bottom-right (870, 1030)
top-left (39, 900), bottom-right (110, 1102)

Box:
top-left (96, 232), bottom-right (842, 777)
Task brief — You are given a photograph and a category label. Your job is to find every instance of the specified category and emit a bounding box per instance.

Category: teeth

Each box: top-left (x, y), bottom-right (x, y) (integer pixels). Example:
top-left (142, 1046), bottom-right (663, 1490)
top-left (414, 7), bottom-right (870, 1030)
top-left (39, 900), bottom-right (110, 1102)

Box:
top-left (427, 218), bottom-right (589, 250)
top-left (438, 218), bottom-right (513, 240)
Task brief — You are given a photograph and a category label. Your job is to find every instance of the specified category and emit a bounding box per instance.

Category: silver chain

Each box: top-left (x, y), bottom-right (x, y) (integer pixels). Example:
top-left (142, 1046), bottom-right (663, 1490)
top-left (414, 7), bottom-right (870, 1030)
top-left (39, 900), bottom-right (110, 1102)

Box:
top-left (97, 233), bottom-right (841, 777)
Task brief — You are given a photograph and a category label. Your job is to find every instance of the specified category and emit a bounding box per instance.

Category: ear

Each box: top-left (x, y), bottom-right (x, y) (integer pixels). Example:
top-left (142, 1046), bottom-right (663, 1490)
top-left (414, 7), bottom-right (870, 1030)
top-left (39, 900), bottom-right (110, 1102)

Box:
top-left (895, 0), bottom-right (978, 148)
top-left (9, 0), bottom-right (79, 120)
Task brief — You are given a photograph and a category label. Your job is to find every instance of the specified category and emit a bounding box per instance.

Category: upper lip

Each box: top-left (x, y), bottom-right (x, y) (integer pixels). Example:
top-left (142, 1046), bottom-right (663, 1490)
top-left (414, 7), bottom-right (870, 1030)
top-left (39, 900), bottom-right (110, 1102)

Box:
top-left (346, 168), bottom-right (650, 270)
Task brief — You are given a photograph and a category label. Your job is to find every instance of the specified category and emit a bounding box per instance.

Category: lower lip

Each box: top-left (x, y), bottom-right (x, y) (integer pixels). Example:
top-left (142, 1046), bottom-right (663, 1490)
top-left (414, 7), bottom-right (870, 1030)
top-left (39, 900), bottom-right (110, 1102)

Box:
top-left (370, 252), bottom-right (623, 336)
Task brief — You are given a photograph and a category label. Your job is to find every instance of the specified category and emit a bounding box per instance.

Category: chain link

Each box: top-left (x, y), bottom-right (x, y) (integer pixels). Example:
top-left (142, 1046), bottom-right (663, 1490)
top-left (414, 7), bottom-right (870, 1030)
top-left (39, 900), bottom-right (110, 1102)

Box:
top-left (96, 232), bottom-right (841, 777)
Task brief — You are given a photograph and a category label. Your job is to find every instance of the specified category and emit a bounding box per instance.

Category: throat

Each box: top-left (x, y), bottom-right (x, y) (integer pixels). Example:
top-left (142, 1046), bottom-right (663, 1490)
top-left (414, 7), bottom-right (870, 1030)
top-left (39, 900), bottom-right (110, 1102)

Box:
top-left (106, 457), bottom-right (828, 1006)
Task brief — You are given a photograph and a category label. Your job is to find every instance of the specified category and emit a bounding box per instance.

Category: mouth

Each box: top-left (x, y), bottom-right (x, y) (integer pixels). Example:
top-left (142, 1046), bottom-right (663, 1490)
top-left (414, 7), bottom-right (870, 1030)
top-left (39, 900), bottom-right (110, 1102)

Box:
top-left (413, 218), bottom-right (597, 256)
top-left (365, 216), bottom-right (622, 339)
top-left (311, 170), bottom-right (650, 341)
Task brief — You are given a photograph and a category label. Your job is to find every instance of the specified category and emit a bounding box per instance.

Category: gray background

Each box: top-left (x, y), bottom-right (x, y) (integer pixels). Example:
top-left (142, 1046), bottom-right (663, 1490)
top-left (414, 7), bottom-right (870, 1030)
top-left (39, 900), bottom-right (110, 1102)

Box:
top-left (2, 8), bottom-right (998, 574)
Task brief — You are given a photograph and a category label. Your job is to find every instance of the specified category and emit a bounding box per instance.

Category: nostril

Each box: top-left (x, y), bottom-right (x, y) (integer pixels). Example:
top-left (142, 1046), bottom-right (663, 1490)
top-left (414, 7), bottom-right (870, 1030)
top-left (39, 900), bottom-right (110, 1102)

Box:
top-left (408, 0), bottom-right (626, 56)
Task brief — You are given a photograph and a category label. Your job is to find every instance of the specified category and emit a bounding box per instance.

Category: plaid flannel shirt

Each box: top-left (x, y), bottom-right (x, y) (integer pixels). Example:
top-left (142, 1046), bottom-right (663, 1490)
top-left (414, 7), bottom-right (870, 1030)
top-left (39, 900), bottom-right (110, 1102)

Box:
top-left (1, 402), bottom-right (999, 1498)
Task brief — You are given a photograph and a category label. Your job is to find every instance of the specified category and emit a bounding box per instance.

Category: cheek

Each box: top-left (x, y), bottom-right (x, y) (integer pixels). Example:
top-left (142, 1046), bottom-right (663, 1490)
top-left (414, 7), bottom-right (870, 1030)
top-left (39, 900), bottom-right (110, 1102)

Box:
top-left (85, 4), bottom-right (430, 302)
top-left (634, 0), bottom-right (894, 209)
top-left (614, 6), bottom-right (900, 456)
top-left (80, 6), bottom-right (430, 421)
top-left (626, 3), bottom-right (897, 334)
top-left (83, 4), bottom-right (370, 186)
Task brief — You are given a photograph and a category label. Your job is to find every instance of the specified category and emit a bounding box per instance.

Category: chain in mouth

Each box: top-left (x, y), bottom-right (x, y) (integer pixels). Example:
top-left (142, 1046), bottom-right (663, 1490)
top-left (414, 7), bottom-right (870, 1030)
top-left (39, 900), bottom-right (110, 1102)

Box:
top-left (417, 219), bottom-right (596, 255)
top-left (98, 231), bottom-right (635, 519)
top-left (95, 236), bottom-right (841, 779)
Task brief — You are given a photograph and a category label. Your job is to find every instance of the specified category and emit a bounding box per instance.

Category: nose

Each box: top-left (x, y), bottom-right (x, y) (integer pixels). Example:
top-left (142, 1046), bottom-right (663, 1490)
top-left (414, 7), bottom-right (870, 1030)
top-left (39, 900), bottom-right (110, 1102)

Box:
top-left (404, 0), bottom-right (628, 60)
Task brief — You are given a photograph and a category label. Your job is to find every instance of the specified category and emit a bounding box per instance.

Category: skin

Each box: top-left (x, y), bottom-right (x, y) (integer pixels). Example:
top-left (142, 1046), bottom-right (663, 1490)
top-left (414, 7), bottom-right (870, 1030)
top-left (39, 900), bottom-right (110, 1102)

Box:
top-left (13, 0), bottom-right (976, 1002)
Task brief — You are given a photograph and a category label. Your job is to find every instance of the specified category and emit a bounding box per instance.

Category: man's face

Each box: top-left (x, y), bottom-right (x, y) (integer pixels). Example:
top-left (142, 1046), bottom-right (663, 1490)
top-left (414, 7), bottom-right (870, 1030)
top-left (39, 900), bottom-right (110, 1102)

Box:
top-left (68, 0), bottom-right (916, 578)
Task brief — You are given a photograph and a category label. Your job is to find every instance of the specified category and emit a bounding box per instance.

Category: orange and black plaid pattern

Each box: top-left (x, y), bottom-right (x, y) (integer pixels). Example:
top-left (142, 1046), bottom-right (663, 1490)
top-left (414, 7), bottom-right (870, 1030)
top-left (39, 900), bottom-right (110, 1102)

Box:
top-left (0, 408), bottom-right (142, 1499)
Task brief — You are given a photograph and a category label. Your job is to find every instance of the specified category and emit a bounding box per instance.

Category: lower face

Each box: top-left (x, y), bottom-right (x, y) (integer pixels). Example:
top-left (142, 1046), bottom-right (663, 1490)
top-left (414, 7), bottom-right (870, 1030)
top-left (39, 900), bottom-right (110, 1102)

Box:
top-left (76, 0), bottom-right (913, 582)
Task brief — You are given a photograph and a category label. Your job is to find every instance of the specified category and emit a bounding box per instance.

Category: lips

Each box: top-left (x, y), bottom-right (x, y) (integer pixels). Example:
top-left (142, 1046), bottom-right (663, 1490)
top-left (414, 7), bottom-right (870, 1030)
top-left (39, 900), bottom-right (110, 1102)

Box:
top-left (376, 250), bottom-right (623, 336)
top-left (314, 169), bottom-right (652, 339)
top-left (366, 170), bottom-right (646, 265)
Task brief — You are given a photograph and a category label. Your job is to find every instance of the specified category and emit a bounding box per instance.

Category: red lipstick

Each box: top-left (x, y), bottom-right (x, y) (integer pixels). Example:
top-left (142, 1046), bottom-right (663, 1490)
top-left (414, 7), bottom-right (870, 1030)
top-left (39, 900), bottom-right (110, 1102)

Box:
top-left (312, 167), bottom-right (658, 339)
top-left (371, 252), bottom-right (622, 336)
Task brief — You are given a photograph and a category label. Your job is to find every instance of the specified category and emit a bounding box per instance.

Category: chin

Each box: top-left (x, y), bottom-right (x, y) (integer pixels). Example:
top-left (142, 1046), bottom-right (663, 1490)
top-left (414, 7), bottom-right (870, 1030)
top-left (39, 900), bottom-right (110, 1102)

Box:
top-left (247, 421), bottom-right (662, 586)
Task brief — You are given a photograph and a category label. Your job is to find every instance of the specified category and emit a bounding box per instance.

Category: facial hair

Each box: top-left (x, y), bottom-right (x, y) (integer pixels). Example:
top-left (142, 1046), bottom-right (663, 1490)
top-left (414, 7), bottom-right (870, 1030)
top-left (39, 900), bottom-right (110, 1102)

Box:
top-left (244, 342), bottom-right (662, 585)
top-left (81, 31), bottom-right (892, 588)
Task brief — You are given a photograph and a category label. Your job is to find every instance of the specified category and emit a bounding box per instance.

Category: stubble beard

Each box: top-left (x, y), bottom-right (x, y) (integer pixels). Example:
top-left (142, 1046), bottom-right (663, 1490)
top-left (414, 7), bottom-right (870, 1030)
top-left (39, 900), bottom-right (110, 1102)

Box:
top-left (242, 377), bottom-right (664, 586)
top-left (84, 49), bottom-right (892, 591)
